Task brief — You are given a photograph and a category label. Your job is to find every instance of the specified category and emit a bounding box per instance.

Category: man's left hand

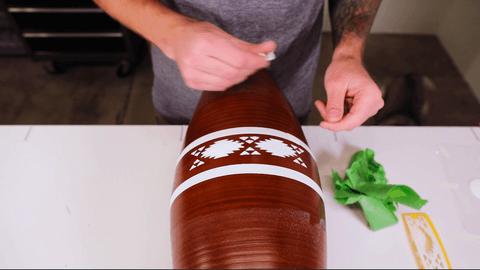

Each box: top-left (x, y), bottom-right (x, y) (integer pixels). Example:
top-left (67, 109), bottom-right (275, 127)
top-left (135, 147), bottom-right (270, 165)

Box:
top-left (315, 56), bottom-right (384, 131)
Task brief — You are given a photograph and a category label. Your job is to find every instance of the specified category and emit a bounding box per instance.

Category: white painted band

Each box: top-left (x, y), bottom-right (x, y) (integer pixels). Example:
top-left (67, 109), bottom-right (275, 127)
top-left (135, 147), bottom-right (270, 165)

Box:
top-left (177, 127), bottom-right (315, 165)
top-left (170, 164), bottom-right (323, 207)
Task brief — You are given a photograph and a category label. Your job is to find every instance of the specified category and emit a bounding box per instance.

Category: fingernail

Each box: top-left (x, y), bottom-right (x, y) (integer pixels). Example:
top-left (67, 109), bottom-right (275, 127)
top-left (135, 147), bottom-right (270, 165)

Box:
top-left (265, 51), bottom-right (276, 61)
top-left (327, 110), bottom-right (342, 122)
top-left (258, 51), bottom-right (276, 61)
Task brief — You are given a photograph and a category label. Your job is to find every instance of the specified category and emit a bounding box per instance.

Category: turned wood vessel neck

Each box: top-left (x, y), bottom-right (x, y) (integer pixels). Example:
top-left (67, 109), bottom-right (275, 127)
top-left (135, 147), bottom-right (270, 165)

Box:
top-left (185, 69), bottom-right (306, 146)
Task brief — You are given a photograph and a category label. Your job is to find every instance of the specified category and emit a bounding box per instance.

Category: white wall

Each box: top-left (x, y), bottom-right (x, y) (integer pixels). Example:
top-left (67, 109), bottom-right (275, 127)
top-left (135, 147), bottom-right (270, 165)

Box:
top-left (323, 0), bottom-right (480, 102)
top-left (371, 0), bottom-right (454, 34)
top-left (437, 1), bottom-right (480, 74)
top-left (437, 0), bottom-right (480, 102)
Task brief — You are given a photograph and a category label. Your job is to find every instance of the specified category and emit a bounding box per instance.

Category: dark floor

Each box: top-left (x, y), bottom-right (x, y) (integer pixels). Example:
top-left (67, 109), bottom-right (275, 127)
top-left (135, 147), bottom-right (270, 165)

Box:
top-left (1, 33), bottom-right (479, 126)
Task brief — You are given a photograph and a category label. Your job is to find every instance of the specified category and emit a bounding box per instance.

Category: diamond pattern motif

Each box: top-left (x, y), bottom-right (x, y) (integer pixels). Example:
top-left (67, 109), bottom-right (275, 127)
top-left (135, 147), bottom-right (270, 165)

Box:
top-left (188, 135), bottom-right (309, 170)
top-left (189, 159), bottom-right (205, 170)
top-left (240, 147), bottom-right (261, 156)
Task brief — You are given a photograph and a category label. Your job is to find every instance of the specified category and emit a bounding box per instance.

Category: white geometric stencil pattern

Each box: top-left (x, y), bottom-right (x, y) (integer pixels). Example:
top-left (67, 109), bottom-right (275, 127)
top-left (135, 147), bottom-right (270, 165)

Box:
top-left (255, 138), bottom-right (297, 158)
top-left (293, 157), bottom-right (307, 168)
top-left (240, 136), bottom-right (259, 145)
top-left (188, 135), bottom-right (309, 171)
top-left (177, 127), bottom-right (316, 166)
top-left (240, 146), bottom-right (261, 156)
top-left (291, 144), bottom-right (304, 154)
top-left (189, 159), bottom-right (205, 171)
top-left (201, 139), bottom-right (244, 159)
top-left (191, 146), bottom-right (205, 157)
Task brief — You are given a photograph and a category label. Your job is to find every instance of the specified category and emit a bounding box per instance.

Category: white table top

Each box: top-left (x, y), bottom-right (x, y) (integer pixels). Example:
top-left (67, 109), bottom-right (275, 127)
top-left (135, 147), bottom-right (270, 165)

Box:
top-left (0, 126), bottom-right (479, 268)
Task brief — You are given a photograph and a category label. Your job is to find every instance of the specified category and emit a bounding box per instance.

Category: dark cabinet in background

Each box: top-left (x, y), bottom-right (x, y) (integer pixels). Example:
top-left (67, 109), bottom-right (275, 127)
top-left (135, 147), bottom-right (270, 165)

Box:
top-left (1, 0), bottom-right (146, 77)
top-left (0, 7), bottom-right (25, 54)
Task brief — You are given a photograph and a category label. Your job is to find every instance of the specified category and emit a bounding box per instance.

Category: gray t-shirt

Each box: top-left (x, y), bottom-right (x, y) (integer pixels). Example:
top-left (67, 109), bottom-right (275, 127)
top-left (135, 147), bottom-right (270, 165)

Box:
top-left (151, 0), bottom-right (325, 124)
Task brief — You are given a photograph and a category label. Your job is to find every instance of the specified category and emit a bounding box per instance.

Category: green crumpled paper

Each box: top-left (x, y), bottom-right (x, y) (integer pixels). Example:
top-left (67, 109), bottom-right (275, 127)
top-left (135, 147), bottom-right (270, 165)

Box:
top-left (332, 149), bottom-right (428, 231)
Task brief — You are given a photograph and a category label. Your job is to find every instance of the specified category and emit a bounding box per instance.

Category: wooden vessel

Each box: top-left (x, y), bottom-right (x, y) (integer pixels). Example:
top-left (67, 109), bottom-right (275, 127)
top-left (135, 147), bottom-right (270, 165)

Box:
top-left (170, 70), bottom-right (326, 268)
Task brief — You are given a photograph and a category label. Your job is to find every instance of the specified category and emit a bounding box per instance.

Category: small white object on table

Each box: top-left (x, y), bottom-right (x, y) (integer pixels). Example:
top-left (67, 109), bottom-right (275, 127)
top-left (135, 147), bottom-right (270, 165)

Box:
top-left (0, 126), bottom-right (479, 268)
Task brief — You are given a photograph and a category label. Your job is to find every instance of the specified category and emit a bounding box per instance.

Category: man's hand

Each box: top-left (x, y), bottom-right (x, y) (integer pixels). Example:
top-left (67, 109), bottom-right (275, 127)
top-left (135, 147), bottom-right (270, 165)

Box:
top-left (315, 55), bottom-right (384, 131)
top-left (168, 20), bottom-right (277, 91)
top-left (92, 0), bottom-right (275, 92)
top-left (321, 0), bottom-right (383, 131)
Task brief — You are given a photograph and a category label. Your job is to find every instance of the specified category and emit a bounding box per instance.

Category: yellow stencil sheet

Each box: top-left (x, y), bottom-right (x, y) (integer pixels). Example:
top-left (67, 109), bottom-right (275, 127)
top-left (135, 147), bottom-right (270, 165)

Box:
top-left (402, 213), bottom-right (452, 269)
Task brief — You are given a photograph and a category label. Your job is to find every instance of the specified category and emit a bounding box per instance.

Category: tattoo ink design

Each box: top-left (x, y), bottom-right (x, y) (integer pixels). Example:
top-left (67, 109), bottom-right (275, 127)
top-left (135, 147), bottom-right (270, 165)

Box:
top-left (329, 0), bottom-right (381, 49)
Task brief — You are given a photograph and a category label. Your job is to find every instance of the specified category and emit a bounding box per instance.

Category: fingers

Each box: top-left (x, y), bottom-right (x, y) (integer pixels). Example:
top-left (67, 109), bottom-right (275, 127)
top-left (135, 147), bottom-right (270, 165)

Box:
top-left (322, 81), bottom-right (347, 123)
top-left (236, 39), bottom-right (277, 55)
top-left (205, 38), bottom-right (273, 70)
top-left (316, 94), bottom-right (384, 131)
top-left (183, 38), bottom-right (276, 90)
top-left (319, 108), bottom-right (365, 132)
top-left (315, 99), bottom-right (355, 131)
top-left (181, 52), bottom-right (265, 91)
top-left (319, 56), bottom-right (385, 131)
top-left (315, 100), bottom-right (328, 120)
top-left (180, 64), bottom-right (240, 91)
top-left (194, 54), bottom-right (254, 81)
top-left (186, 81), bottom-right (224, 91)
top-left (173, 21), bottom-right (277, 91)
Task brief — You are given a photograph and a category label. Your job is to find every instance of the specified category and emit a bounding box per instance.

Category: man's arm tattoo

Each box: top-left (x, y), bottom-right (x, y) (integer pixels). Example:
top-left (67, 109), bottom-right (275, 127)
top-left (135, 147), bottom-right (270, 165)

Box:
top-left (329, 0), bottom-right (381, 48)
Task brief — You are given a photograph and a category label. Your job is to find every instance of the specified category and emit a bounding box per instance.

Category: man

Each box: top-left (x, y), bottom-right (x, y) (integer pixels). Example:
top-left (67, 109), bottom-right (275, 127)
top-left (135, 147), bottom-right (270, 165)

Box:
top-left (94, 0), bottom-right (384, 131)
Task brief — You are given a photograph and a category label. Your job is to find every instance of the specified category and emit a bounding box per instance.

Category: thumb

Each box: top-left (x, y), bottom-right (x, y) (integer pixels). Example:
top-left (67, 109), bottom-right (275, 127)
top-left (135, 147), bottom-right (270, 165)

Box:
top-left (236, 39), bottom-right (277, 54)
top-left (324, 91), bottom-right (345, 123)
top-left (252, 40), bottom-right (277, 54)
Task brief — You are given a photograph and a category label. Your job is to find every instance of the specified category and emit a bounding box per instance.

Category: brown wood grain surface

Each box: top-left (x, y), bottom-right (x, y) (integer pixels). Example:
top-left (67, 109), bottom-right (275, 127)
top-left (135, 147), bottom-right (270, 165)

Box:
top-left (184, 69), bottom-right (307, 146)
top-left (171, 70), bottom-right (326, 269)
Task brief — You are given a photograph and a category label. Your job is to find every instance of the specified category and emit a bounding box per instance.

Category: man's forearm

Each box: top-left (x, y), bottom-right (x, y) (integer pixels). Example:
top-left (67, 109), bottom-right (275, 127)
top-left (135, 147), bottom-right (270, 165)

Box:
top-left (328, 0), bottom-right (381, 59)
top-left (93, 0), bottom-right (193, 58)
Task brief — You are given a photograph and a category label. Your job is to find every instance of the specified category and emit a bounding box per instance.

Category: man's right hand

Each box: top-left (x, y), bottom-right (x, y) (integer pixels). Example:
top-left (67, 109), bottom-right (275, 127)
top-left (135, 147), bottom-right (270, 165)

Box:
top-left (93, 0), bottom-right (274, 91)
top-left (166, 20), bottom-right (277, 91)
